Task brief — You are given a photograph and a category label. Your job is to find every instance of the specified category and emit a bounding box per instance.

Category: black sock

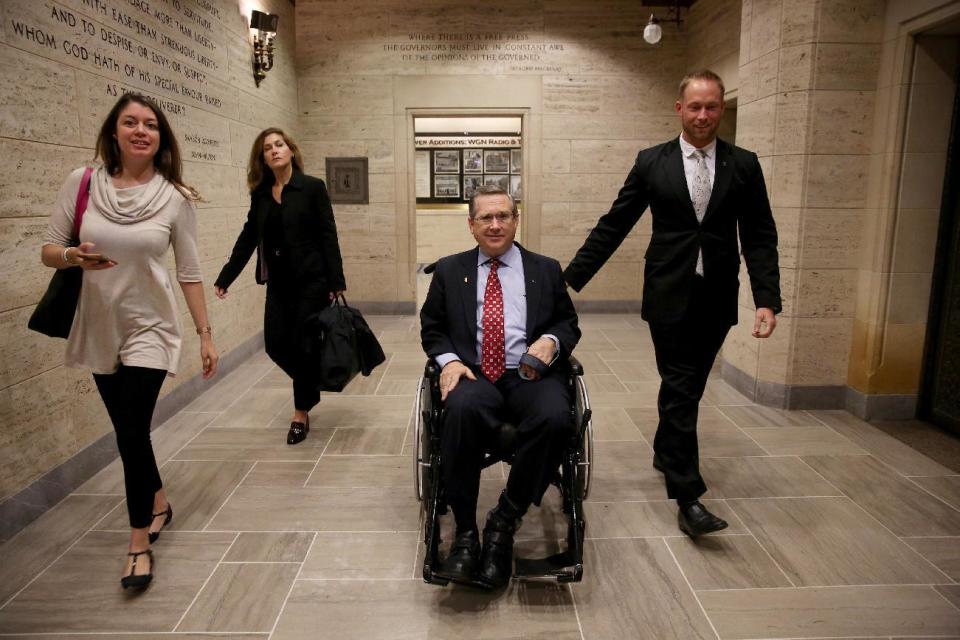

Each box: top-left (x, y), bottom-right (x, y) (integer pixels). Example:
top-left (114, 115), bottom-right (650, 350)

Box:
top-left (450, 501), bottom-right (478, 535)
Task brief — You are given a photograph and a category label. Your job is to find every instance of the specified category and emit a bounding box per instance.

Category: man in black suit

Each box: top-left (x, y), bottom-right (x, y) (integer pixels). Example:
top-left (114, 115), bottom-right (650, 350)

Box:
top-left (421, 185), bottom-right (580, 588)
top-left (564, 70), bottom-right (781, 536)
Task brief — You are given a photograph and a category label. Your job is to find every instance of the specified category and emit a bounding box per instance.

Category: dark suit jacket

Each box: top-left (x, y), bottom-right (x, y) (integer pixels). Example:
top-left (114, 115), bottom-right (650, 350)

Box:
top-left (214, 170), bottom-right (346, 293)
top-left (564, 137), bottom-right (781, 325)
top-left (421, 244), bottom-right (581, 366)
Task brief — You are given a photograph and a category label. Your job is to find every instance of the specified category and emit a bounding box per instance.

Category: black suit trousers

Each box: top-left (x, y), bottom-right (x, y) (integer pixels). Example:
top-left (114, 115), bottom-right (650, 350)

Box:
top-left (441, 368), bottom-right (574, 523)
top-left (649, 276), bottom-right (732, 503)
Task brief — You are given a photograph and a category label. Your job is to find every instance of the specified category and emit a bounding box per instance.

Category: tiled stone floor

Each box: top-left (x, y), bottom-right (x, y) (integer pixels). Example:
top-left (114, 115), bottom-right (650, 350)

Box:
top-left (1, 313), bottom-right (958, 639)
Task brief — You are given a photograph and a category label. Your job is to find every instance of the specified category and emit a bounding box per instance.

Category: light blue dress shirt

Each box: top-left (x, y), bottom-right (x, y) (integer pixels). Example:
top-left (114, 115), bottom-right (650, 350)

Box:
top-left (435, 243), bottom-right (557, 372)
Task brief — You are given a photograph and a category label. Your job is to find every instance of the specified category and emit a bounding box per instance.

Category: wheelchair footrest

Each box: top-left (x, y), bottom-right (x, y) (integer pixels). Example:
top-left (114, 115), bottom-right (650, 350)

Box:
top-left (514, 552), bottom-right (583, 583)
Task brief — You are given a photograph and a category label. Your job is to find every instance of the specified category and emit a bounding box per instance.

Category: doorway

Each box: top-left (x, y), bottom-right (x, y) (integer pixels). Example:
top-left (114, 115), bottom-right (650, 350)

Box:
top-left (920, 41), bottom-right (960, 433)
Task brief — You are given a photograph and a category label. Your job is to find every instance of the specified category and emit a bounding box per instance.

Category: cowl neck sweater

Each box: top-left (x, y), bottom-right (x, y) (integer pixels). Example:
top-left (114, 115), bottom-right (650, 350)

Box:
top-left (90, 168), bottom-right (178, 224)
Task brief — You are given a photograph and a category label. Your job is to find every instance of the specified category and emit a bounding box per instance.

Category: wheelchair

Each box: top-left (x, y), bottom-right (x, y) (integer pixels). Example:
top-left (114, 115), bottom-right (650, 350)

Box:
top-left (413, 356), bottom-right (594, 585)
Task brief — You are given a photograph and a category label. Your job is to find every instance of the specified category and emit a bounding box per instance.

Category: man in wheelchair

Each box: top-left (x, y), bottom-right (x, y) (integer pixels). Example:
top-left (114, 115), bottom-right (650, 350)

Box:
top-left (419, 185), bottom-right (581, 589)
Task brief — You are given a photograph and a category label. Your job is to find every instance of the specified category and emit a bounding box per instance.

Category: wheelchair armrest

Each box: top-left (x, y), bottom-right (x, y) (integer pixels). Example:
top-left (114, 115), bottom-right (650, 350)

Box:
top-left (424, 359), bottom-right (440, 379)
top-left (564, 355), bottom-right (584, 377)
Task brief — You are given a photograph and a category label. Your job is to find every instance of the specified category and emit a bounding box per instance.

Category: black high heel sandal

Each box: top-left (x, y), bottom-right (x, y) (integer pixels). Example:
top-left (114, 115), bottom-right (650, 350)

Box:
top-left (121, 549), bottom-right (154, 589)
top-left (148, 504), bottom-right (173, 544)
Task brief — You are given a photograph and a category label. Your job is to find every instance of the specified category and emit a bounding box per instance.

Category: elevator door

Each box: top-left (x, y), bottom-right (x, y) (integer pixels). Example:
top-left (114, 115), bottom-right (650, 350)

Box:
top-left (920, 60), bottom-right (960, 433)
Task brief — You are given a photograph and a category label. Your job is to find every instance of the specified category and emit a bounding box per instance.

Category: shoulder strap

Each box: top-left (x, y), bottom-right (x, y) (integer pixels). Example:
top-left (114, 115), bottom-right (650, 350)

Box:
top-left (73, 167), bottom-right (94, 242)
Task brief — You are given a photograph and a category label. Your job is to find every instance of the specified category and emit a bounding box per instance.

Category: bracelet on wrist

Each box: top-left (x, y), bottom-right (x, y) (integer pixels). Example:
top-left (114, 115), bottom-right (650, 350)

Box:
top-left (196, 326), bottom-right (213, 336)
top-left (62, 246), bottom-right (73, 265)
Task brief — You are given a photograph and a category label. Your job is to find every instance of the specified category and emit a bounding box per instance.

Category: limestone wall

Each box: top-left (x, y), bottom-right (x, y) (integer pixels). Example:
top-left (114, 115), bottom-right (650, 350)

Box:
top-left (0, 0), bottom-right (297, 501)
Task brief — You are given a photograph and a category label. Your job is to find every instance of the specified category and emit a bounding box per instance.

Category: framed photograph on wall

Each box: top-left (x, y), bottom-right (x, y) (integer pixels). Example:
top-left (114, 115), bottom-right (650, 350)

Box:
top-left (415, 150), bottom-right (430, 198)
top-left (434, 174), bottom-right (461, 198)
top-left (510, 148), bottom-right (522, 173)
top-left (483, 174), bottom-right (510, 191)
top-left (434, 149), bottom-right (460, 174)
top-left (463, 149), bottom-right (483, 173)
top-left (463, 175), bottom-right (483, 201)
top-left (510, 175), bottom-right (522, 201)
top-left (484, 149), bottom-right (509, 173)
top-left (325, 157), bottom-right (368, 204)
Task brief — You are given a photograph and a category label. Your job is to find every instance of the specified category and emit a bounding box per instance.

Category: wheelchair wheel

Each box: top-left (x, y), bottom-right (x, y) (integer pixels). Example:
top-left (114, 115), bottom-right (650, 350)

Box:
top-left (413, 375), bottom-right (429, 502)
top-left (574, 375), bottom-right (594, 500)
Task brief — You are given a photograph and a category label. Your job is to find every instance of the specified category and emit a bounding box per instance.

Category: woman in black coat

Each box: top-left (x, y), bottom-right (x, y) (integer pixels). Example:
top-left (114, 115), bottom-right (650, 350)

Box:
top-left (215, 128), bottom-right (345, 444)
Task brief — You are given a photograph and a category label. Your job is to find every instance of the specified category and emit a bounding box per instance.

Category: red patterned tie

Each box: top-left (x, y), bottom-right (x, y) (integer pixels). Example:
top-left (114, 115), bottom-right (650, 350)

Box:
top-left (481, 259), bottom-right (506, 382)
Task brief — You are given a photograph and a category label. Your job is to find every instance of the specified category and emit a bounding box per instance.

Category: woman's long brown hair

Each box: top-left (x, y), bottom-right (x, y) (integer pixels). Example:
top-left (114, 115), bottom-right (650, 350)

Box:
top-left (246, 127), bottom-right (305, 192)
top-left (94, 93), bottom-right (199, 199)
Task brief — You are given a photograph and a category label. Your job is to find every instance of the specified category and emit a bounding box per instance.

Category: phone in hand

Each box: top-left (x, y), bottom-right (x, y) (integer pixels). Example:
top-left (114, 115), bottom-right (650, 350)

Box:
top-left (82, 253), bottom-right (115, 264)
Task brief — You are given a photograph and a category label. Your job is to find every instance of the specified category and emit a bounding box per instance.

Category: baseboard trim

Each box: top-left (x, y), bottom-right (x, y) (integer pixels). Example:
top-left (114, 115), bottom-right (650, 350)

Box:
top-left (720, 359), bottom-right (918, 419)
top-left (0, 331), bottom-right (265, 544)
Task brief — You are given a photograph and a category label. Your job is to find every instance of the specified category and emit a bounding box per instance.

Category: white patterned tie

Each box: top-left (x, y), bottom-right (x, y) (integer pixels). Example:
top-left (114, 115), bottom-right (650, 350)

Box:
top-left (692, 149), bottom-right (711, 276)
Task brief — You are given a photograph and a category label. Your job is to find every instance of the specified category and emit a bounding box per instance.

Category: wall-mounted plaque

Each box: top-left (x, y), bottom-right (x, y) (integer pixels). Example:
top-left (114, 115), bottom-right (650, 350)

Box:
top-left (415, 150), bottom-right (431, 198)
top-left (326, 157), bottom-right (369, 204)
top-left (510, 149), bottom-right (522, 173)
top-left (483, 174), bottom-right (510, 191)
top-left (510, 175), bottom-right (523, 201)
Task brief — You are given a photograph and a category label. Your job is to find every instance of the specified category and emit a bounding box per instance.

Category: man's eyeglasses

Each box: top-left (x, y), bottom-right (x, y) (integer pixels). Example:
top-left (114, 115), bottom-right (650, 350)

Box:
top-left (472, 212), bottom-right (517, 226)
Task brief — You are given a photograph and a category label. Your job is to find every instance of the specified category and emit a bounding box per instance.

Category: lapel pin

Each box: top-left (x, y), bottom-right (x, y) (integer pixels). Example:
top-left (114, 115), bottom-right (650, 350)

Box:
top-left (464, 277), bottom-right (468, 283)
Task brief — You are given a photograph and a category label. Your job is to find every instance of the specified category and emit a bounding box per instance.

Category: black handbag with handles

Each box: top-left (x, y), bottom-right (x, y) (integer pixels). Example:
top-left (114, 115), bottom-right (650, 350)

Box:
top-left (28, 167), bottom-right (93, 339)
top-left (311, 294), bottom-right (386, 392)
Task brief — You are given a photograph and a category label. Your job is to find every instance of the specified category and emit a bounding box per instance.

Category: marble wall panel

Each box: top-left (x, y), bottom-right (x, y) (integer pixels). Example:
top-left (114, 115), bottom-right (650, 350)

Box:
top-left (686, 0), bottom-right (742, 72)
top-left (736, 94), bottom-right (776, 157)
top-left (810, 90), bottom-right (875, 155)
top-left (815, 43), bottom-right (882, 91)
top-left (542, 140), bottom-right (571, 174)
top-left (296, 2), bottom-right (391, 43)
top-left (567, 262), bottom-right (642, 300)
top-left (755, 314), bottom-right (792, 386)
top-left (570, 139), bottom-right (645, 174)
top-left (542, 75), bottom-right (671, 116)
top-left (818, 0), bottom-right (885, 44)
top-left (738, 58), bottom-right (760, 105)
top-left (771, 154), bottom-right (806, 208)
top-left (543, 115), bottom-right (637, 140)
top-left (341, 261), bottom-right (401, 301)
top-left (804, 154), bottom-right (870, 209)
top-left (301, 116), bottom-right (395, 142)
top-left (773, 90), bottom-right (811, 156)
top-left (747, 0), bottom-right (782, 63)
top-left (772, 206), bottom-right (801, 269)
top-left (799, 209), bottom-right (865, 269)
top-left (300, 140), bottom-right (395, 175)
top-left (788, 316), bottom-right (855, 385)
top-left (0, 141), bottom-right (91, 220)
top-left (793, 269), bottom-right (858, 318)
top-left (339, 235), bottom-right (397, 263)
top-left (780, 0), bottom-right (819, 46)
top-left (0, 45), bottom-right (81, 146)
top-left (778, 44), bottom-right (816, 92)
top-left (299, 76), bottom-right (394, 116)
top-left (0, 306), bottom-right (64, 390)
top-left (543, 172), bottom-right (630, 203)
top-left (738, 0), bottom-right (753, 66)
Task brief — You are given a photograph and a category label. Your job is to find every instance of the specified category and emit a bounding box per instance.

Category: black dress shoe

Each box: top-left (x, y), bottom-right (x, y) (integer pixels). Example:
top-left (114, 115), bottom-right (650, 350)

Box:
top-left (436, 529), bottom-right (480, 585)
top-left (148, 504), bottom-right (173, 544)
top-left (287, 416), bottom-right (309, 445)
top-left (678, 500), bottom-right (728, 537)
top-left (477, 506), bottom-right (521, 589)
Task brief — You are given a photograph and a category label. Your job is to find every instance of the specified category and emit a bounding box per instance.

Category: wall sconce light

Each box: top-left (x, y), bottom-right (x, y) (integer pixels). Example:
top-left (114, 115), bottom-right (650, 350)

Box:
top-left (250, 10), bottom-right (279, 86)
top-left (643, 0), bottom-right (687, 45)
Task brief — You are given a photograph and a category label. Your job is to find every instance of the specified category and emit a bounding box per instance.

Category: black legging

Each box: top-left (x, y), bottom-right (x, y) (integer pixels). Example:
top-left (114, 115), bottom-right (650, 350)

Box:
top-left (93, 365), bottom-right (167, 529)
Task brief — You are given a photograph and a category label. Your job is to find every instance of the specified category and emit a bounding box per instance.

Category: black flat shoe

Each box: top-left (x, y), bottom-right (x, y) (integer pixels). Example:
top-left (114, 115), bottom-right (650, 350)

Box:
top-left (121, 549), bottom-right (153, 589)
top-left (436, 529), bottom-right (481, 586)
top-left (148, 504), bottom-right (173, 544)
top-left (287, 416), bottom-right (309, 445)
top-left (678, 500), bottom-right (728, 537)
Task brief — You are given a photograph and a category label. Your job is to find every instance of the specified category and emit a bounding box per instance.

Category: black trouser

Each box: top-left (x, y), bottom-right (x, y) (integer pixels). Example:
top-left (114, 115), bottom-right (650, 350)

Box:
top-left (649, 277), bottom-right (732, 503)
top-left (265, 279), bottom-right (329, 412)
top-left (441, 368), bottom-right (574, 529)
top-left (93, 365), bottom-right (167, 529)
